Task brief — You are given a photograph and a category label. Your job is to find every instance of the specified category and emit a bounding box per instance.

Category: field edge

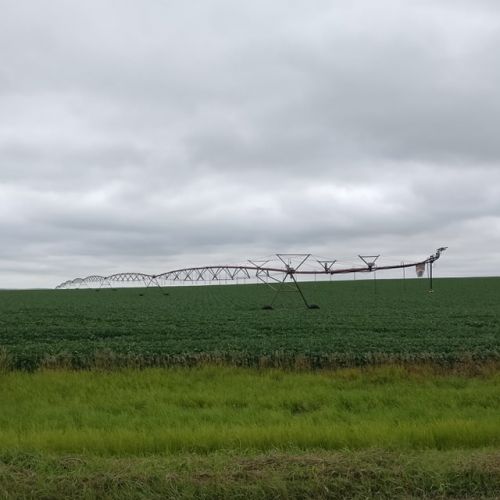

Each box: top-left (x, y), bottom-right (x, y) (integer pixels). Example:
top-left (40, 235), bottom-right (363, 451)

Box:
top-left (2, 345), bottom-right (500, 372)
top-left (1, 448), bottom-right (499, 499)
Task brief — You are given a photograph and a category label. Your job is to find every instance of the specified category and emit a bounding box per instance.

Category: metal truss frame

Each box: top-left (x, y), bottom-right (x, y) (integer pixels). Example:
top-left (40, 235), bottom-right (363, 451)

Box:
top-left (261, 254), bottom-right (319, 309)
top-left (358, 255), bottom-right (380, 270)
top-left (55, 248), bottom-right (448, 306)
top-left (317, 259), bottom-right (337, 272)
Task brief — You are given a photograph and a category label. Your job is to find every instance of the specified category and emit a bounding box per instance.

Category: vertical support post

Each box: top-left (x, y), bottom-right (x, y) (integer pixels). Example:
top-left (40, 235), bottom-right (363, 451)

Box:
top-left (262, 254), bottom-right (319, 310)
top-left (429, 261), bottom-right (433, 292)
top-left (149, 276), bottom-right (169, 296)
top-left (265, 273), bottom-right (289, 309)
top-left (290, 274), bottom-right (311, 308)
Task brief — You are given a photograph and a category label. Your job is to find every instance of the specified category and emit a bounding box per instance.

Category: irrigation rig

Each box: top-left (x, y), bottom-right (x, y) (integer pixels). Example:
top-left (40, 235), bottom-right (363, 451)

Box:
top-left (55, 247), bottom-right (447, 309)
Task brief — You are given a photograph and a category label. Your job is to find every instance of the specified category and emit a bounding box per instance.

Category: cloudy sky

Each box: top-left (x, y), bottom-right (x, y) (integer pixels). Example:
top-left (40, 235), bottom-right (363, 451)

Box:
top-left (1, 0), bottom-right (499, 288)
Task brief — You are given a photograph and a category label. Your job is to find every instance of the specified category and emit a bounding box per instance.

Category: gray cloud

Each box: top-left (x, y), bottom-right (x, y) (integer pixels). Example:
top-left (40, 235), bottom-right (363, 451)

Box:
top-left (0, 0), bottom-right (499, 287)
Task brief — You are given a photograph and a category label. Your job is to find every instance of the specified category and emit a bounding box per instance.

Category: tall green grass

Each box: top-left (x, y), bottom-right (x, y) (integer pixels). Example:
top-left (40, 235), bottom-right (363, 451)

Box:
top-left (1, 366), bottom-right (499, 454)
top-left (1, 449), bottom-right (499, 499)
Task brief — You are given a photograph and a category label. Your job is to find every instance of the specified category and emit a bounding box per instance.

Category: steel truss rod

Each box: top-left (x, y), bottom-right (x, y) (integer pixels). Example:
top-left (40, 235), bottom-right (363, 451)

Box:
top-left (55, 249), bottom-right (447, 302)
top-left (262, 254), bottom-right (320, 310)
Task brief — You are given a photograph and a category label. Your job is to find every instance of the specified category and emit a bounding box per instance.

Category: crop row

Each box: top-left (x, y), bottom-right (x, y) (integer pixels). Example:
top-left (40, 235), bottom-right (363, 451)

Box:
top-left (0, 277), bottom-right (499, 370)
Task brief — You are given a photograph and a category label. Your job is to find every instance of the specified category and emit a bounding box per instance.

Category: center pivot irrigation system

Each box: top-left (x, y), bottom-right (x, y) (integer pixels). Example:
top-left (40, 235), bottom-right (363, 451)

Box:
top-left (56, 247), bottom-right (447, 309)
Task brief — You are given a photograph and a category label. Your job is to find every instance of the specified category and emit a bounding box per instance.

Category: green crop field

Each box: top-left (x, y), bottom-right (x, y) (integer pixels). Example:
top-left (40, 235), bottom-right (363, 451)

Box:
top-left (1, 277), bottom-right (500, 498)
top-left (1, 277), bottom-right (499, 370)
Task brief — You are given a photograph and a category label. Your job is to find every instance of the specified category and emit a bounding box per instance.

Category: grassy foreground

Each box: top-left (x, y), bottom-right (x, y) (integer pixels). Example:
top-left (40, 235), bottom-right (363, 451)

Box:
top-left (1, 366), bottom-right (499, 454)
top-left (1, 366), bottom-right (499, 498)
top-left (1, 449), bottom-right (499, 499)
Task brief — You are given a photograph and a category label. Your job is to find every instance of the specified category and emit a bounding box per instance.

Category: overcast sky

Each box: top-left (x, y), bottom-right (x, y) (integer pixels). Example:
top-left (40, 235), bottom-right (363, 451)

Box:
top-left (1, 0), bottom-right (499, 288)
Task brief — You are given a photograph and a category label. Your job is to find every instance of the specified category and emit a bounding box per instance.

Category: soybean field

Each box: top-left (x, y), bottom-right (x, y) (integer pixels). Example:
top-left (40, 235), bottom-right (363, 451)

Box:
top-left (1, 277), bottom-right (499, 370)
